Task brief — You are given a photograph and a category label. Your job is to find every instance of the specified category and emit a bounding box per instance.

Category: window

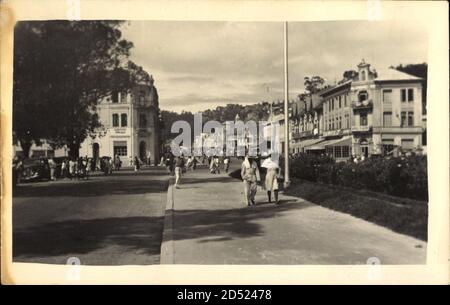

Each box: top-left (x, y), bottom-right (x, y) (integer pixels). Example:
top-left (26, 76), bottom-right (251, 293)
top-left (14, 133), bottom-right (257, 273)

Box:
top-left (358, 91), bottom-right (368, 102)
top-left (331, 99), bottom-right (334, 111)
top-left (382, 139), bottom-right (394, 155)
top-left (408, 89), bottom-right (414, 102)
top-left (401, 139), bottom-right (414, 151)
top-left (401, 111), bottom-right (407, 126)
top-left (344, 94), bottom-right (347, 107)
top-left (113, 141), bottom-right (128, 156)
top-left (112, 114), bottom-right (119, 127)
top-left (139, 114), bottom-right (147, 128)
top-left (408, 111), bottom-right (414, 126)
top-left (342, 146), bottom-right (350, 158)
top-left (338, 117), bottom-right (342, 129)
top-left (121, 113), bottom-right (127, 127)
top-left (401, 89), bottom-right (407, 102)
top-left (334, 146), bottom-right (342, 158)
top-left (139, 91), bottom-right (145, 105)
top-left (383, 112), bottom-right (392, 126)
top-left (361, 70), bottom-right (366, 81)
top-left (383, 90), bottom-right (392, 103)
top-left (360, 113), bottom-right (368, 126)
top-left (119, 91), bottom-right (127, 103)
top-left (326, 147), bottom-right (333, 156)
top-left (112, 90), bottom-right (119, 103)
top-left (332, 118), bottom-right (334, 130)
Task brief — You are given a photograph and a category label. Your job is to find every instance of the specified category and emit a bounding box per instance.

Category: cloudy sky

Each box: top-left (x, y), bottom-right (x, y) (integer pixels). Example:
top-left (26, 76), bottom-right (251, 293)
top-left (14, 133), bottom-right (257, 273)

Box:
top-left (120, 20), bottom-right (428, 113)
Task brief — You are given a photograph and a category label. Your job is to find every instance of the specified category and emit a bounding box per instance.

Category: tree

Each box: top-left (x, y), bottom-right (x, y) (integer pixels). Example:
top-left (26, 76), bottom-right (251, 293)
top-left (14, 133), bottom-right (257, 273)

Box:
top-left (304, 76), bottom-right (325, 94)
top-left (13, 21), bottom-right (140, 158)
top-left (340, 70), bottom-right (358, 83)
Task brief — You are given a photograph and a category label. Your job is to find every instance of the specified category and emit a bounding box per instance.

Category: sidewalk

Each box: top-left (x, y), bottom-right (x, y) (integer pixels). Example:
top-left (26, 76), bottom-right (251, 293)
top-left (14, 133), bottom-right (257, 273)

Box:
top-left (160, 164), bottom-right (426, 265)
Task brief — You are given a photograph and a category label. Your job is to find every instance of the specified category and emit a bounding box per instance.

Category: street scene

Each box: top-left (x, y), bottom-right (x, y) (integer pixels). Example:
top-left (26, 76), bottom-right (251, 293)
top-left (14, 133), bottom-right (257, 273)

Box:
top-left (12, 20), bottom-right (428, 266)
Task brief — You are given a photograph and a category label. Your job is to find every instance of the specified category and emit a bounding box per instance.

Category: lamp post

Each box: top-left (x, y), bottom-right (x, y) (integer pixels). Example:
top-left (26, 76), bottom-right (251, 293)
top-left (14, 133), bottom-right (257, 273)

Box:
top-left (283, 21), bottom-right (290, 189)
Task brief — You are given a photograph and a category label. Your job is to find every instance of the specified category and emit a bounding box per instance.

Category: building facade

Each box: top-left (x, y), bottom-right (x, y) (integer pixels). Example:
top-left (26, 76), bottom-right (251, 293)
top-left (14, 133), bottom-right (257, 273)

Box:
top-left (289, 60), bottom-right (425, 161)
top-left (79, 76), bottom-right (161, 164)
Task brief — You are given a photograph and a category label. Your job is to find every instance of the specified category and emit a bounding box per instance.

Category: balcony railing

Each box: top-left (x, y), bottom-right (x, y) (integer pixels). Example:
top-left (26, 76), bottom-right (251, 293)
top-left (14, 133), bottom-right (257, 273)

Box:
top-left (323, 129), bottom-right (343, 137)
top-left (351, 125), bottom-right (372, 133)
top-left (352, 99), bottom-right (373, 109)
top-left (292, 130), bottom-right (313, 139)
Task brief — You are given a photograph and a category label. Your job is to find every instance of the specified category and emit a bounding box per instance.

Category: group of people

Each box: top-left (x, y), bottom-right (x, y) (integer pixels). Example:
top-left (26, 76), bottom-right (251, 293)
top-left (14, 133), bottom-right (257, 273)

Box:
top-left (159, 147), bottom-right (280, 205)
top-left (208, 156), bottom-right (231, 174)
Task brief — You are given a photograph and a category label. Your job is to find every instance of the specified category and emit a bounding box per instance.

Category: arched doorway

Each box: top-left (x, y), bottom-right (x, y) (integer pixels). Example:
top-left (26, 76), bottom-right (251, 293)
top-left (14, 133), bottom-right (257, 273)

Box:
top-left (139, 141), bottom-right (146, 163)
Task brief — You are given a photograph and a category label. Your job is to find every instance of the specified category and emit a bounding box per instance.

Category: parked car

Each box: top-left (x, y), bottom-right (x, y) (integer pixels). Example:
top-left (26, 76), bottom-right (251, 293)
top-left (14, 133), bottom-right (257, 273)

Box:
top-left (19, 158), bottom-right (51, 182)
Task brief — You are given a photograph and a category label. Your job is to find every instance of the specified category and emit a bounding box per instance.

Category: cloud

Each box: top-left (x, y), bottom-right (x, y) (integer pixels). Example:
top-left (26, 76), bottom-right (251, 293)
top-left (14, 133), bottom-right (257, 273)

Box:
top-left (121, 20), bottom-right (428, 113)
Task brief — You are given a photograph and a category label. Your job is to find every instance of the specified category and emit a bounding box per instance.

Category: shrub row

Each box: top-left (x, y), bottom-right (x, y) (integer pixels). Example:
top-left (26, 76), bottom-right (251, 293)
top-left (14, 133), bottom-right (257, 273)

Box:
top-left (289, 154), bottom-right (428, 201)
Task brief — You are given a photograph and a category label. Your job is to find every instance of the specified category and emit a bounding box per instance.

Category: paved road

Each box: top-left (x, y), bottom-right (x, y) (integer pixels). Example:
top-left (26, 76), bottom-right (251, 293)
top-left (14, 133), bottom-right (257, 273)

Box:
top-left (13, 167), bottom-right (169, 265)
top-left (165, 161), bottom-right (427, 264)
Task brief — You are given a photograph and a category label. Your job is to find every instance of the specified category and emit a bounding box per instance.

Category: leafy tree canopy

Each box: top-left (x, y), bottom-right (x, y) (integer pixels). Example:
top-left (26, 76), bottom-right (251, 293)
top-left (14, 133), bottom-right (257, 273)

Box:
top-left (13, 21), bottom-right (144, 157)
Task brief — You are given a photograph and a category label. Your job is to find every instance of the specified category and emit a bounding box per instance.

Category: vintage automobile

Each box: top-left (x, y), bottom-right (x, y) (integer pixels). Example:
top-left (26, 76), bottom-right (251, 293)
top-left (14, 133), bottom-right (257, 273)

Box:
top-left (19, 158), bottom-right (51, 182)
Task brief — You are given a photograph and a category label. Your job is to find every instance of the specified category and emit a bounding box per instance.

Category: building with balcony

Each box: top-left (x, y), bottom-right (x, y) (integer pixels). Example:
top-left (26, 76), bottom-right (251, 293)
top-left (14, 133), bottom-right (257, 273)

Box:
top-left (291, 60), bottom-right (424, 161)
top-left (79, 75), bottom-right (161, 164)
top-left (290, 93), bottom-right (324, 154)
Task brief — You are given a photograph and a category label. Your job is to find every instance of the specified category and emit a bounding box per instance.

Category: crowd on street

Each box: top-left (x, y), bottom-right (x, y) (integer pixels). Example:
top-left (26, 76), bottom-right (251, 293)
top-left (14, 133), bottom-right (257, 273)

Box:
top-left (12, 153), bottom-right (153, 187)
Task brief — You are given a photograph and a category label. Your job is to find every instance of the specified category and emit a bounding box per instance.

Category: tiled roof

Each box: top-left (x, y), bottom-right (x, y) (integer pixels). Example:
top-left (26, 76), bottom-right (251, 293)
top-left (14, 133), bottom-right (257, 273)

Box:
top-left (375, 68), bottom-right (422, 81)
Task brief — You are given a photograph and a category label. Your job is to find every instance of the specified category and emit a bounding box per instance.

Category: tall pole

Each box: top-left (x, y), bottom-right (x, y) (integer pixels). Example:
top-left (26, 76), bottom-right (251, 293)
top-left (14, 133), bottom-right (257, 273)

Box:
top-left (283, 21), bottom-right (290, 188)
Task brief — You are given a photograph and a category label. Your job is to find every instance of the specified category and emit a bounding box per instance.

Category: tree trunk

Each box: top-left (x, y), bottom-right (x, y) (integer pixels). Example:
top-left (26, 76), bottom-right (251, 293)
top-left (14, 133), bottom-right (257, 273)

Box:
top-left (20, 139), bottom-right (32, 159)
top-left (68, 142), bottom-right (80, 158)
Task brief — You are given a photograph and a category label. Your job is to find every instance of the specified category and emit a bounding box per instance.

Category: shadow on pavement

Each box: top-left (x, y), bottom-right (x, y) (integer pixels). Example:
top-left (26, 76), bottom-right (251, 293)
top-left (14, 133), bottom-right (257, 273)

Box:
top-left (180, 175), bottom-right (239, 185)
top-left (13, 216), bottom-right (164, 263)
top-left (13, 178), bottom-right (168, 198)
top-left (171, 200), bottom-right (313, 242)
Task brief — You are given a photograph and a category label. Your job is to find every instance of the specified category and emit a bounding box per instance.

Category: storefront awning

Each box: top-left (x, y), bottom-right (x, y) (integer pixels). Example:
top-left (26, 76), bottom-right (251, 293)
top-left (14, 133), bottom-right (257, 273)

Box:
top-left (305, 136), bottom-right (352, 150)
top-left (291, 138), bottom-right (324, 149)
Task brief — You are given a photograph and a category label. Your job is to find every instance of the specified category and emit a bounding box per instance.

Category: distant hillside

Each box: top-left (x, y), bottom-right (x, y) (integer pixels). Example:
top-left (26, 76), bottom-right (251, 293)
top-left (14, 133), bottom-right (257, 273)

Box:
top-left (161, 102), bottom-right (271, 142)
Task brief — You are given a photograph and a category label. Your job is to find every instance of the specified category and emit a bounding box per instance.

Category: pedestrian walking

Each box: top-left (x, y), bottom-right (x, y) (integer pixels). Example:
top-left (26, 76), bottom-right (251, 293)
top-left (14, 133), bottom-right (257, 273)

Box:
top-left (223, 156), bottom-right (230, 173)
top-left (114, 155), bottom-right (121, 171)
top-left (241, 156), bottom-right (260, 206)
top-left (69, 158), bottom-right (75, 179)
top-left (163, 150), bottom-right (174, 174)
top-left (192, 156), bottom-right (198, 170)
top-left (261, 155), bottom-right (280, 204)
top-left (108, 157), bottom-right (114, 174)
top-left (13, 156), bottom-right (23, 187)
top-left (48, 157), bottom-right (56, 181)
top-left (134, 156), bottom-right (140, 171)
top-left (174, 155), bottom-right (185, 189)
top-left (147, 151), bottom-right (152, 165)
top-left (61, 159), bottom-right (67, 178)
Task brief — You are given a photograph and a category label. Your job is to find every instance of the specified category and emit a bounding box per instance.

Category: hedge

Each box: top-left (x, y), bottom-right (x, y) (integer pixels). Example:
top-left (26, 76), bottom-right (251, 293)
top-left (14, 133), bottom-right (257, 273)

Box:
top-left (289, 154), bottom-right (428, 201)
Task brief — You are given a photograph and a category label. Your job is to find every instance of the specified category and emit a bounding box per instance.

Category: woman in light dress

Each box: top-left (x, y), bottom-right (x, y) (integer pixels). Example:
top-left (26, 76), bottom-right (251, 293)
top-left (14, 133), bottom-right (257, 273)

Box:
top-left (261, 155), bottom-right (280, 204)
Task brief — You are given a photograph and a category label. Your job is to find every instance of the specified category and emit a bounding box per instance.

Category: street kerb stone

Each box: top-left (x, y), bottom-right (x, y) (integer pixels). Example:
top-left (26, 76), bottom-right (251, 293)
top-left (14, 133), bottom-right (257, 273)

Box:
top-left (160, 177), bottom-right (175, 264)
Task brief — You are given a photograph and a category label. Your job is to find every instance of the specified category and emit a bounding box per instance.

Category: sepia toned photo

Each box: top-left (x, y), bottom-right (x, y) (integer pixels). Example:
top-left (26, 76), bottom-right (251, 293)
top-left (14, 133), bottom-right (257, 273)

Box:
top-left (1, 0), bottom-right (448, 286)
top-left (10, 19), bottom-right (429, 266)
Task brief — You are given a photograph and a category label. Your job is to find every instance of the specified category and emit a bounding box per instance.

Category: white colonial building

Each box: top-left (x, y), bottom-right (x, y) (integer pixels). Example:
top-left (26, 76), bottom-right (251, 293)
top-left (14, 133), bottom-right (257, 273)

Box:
top-left (79, 76), bottom-right (161, 164)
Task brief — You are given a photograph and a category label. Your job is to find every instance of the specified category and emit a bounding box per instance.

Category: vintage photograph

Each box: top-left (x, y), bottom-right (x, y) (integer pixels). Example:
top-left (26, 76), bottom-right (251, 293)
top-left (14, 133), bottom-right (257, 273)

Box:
top-left (11, 19), bottom-right (429, 268)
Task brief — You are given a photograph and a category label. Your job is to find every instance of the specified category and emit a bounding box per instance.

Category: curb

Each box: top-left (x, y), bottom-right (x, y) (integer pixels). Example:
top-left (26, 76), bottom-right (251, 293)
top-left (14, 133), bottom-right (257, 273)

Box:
top-left (160, 177), bottom-right (175, 264)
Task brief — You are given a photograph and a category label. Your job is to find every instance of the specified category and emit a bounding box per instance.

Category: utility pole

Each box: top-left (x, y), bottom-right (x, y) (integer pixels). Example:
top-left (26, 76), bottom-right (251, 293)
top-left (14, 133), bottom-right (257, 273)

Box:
top-left (283, 21), bottom-right (290, 189)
